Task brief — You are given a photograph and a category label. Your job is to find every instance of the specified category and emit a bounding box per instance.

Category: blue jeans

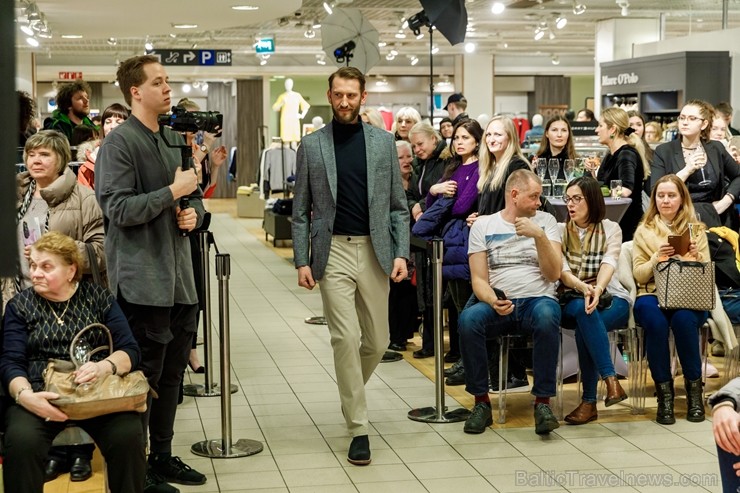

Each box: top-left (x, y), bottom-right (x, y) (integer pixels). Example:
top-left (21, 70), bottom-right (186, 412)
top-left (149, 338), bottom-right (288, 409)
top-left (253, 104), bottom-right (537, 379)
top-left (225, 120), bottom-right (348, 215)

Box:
top-left (720, 288), bottom-right (740, 325)
top-left (459, 296), bottom-right (561, 397)
top-left (717, 444), bottom-right (740, 493)
top-left (633, 295), bottom-right (708, 383)
top-left (562, 297), bottom-right (630, 402)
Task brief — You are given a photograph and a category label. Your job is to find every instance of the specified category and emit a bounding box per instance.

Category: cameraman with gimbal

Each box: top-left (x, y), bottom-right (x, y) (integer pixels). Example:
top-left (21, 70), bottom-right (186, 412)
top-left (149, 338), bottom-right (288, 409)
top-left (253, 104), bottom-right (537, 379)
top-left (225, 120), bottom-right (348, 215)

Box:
top-left (96, 55), bottom-right (207, 493)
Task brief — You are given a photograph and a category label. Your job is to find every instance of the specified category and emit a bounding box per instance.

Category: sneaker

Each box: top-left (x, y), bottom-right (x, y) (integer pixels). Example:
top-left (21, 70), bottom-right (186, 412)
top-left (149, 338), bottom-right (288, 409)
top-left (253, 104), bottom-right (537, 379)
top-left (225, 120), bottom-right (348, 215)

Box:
top-left (347, 435), bottom-right (371, 466)
top-left (144, 470), bottom-right (180, 493)
top-left (489, 375), bottom-right (530, 394)
top-left (444, 360), bottom-right (464, 377)
top-left (149, 455), bottom-right (206, 486)
top-left (534, 403), bottom-right (560, 435)
top-left (463, 401), bottom-right (493, 434)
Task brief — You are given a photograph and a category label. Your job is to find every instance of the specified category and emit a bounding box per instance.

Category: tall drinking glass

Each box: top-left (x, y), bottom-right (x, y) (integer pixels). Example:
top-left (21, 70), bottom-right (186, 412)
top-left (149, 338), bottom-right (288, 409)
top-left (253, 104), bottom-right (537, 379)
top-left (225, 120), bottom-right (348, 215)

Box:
top-left (548, 158), bottom-right (560, 181)
top-left (533, 157), bottom-right (547, 179)
top-left (563, 159), bottom-right (576, 182)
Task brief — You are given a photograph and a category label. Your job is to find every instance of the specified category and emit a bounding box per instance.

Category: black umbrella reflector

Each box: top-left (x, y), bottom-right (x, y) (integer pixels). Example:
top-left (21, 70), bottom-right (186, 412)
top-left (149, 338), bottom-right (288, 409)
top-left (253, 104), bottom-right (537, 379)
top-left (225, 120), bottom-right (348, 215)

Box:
top-left (419, 0), bottom-right (468, 46)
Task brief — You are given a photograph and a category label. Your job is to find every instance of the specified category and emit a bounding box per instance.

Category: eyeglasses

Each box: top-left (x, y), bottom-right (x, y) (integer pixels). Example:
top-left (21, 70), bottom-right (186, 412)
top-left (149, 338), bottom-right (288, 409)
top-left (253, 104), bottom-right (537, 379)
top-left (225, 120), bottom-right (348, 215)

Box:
top-left (678, 115), bottom-right (704, 123)
top-left (562, 194), bottom-right (584, 204)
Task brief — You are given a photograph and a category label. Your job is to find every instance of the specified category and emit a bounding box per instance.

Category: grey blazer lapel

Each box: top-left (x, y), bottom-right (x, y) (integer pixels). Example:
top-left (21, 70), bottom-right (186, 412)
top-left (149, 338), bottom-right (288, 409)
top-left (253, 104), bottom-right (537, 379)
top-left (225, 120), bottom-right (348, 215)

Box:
top-left (365, 124), bottom-right (376, 205)
top-left (319, 124), bottom-right (338, 202)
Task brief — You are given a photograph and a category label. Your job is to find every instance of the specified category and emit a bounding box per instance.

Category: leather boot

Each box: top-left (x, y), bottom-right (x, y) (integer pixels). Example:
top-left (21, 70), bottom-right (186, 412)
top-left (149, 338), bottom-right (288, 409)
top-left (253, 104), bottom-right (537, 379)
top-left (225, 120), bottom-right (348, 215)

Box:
top-left (604, 376), bottom-right (628, 407)
top-left (655, 380), bottom-right (675, 425)
top-left (684, 377), bottom-right (706, 422)
top-left (564, 401), bottom-right (597, 425)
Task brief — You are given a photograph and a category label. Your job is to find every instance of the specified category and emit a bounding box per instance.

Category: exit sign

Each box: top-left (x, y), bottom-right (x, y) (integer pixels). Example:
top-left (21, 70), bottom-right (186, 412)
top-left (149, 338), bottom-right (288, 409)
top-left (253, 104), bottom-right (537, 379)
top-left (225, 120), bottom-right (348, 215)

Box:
top-left (58, 71), bottom-right (83, 80)
top-left (255, 37), bottom-right (275, 54)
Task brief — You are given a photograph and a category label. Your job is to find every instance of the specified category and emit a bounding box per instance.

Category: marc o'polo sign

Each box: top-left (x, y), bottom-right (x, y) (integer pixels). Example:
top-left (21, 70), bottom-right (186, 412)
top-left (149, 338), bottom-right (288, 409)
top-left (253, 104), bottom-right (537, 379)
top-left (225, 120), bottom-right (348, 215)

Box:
top-left (601, 72), bottom-right (640, 87)
top-left (147, 49), bottom-right (232, 66)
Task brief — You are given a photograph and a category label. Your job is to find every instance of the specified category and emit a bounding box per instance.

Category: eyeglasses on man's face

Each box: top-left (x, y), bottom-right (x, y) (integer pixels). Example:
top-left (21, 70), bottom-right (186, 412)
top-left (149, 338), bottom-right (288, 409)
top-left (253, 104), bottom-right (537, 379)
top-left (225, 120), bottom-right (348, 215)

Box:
top-left (678, 115), bottom-right (704, 123)
top-left (562, 194), bottom-right (584, 205)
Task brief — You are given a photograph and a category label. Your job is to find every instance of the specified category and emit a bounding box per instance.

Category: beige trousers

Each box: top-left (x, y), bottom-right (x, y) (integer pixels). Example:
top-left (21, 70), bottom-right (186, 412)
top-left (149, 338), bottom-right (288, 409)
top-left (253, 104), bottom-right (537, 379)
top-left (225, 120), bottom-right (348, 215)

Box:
top-left (320, 235), bottom-right (390, 437)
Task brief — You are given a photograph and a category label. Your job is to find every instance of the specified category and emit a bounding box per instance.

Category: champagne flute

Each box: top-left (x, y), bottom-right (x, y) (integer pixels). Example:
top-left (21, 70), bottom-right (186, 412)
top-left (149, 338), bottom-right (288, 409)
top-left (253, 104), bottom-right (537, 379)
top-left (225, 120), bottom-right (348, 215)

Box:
top-left (533, 157), bottom-right (547, 180)
top-left (563, 159), bottom-right (576, 182)
top-left (548, 158), bottom-right (560, 181)
top-left (691, 147), bottom-right (711, 186)
top-left (688, 212), bottom-right (702, 241)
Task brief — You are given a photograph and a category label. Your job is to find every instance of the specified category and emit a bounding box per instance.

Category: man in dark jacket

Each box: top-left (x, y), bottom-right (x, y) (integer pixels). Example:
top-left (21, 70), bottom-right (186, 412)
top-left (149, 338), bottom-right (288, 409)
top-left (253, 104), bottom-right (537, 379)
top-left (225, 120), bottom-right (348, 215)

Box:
top-left (44, 80), bottom-right (97, 141)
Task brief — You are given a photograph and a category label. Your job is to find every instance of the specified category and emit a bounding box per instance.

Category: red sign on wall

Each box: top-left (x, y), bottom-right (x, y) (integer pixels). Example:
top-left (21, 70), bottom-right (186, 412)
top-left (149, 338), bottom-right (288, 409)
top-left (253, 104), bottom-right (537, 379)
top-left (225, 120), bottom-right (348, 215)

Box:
top-left (58, 71), bottom-right (83, 80)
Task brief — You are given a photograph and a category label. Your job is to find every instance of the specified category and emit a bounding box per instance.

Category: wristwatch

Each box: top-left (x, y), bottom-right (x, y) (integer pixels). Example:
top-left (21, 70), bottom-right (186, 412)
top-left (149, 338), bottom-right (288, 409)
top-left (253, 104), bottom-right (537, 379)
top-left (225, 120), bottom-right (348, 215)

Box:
top-left (199, 144), bottom-right (209, 154)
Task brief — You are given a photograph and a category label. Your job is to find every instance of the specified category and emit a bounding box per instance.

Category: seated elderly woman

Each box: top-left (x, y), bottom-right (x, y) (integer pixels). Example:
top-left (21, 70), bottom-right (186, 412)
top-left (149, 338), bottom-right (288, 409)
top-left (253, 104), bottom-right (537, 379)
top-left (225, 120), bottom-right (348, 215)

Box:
top-left (632, 174), bottom-right (710, 426)
top-left (558, 177), bottom-right (630, 425)
top-left (0, 231), bottom-right (145, 493)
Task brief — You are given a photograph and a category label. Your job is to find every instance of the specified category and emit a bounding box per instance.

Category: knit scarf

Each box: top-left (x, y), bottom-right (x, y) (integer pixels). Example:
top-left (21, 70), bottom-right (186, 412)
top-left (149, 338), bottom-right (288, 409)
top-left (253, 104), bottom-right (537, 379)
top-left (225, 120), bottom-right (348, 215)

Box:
top-left (562, 220), bottom-right (607, 282)
top-left (14, 180), bottom-right (50, 292)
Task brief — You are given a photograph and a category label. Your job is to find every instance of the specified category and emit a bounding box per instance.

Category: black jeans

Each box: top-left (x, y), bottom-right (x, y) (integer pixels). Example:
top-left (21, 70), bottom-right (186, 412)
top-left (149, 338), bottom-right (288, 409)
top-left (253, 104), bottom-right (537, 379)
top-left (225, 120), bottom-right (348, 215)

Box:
top-left (118, 295), bottom-right (197, 455)
top-left (3, 406), bottom-right (146, 493)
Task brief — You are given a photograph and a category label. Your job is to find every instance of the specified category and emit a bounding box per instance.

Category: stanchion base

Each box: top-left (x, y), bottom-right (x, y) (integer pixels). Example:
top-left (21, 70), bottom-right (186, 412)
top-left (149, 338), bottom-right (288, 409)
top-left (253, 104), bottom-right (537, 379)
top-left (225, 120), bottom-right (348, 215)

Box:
top-left (407, 406), bottom-right (471, 423)
top-left (183, 383), bottom-right (239, 397)
top-left (191, 438), bottom-right (264, 458)
top-left (304, 316), bottom-right (327, 325)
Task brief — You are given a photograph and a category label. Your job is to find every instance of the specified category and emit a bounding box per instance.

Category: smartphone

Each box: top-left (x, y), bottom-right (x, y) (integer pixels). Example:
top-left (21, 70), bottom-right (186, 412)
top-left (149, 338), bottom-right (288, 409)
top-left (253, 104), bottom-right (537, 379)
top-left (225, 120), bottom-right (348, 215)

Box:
top-left (493, 287), bottom-right (507, 300)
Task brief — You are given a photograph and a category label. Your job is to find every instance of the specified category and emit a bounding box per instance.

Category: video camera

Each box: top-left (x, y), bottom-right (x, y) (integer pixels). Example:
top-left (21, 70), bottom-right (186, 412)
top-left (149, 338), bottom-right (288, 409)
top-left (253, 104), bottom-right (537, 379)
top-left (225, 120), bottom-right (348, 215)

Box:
top-left (157, 105), bottom-right (223, 136)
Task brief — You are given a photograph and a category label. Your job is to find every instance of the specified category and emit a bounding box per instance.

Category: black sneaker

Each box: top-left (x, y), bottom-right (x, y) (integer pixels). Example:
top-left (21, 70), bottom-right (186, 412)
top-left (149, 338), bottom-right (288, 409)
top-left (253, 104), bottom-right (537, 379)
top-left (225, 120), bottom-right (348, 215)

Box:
top-left (534, 403), bottom-right (560, 435)
top-left (463, 401), bottom-right (493, 434)
top-left (144, 470), bottom-right (180, 493)
top-left (445, 369), bottom-right (465, 386)
top-left (347, 435), bottom-right (371, 466)
top-left (489, 375), bottom-right (530, 394)
top-left (149, 455), bottom-right (206, 486)
top-left (444, 360), bottom-right (464, 377)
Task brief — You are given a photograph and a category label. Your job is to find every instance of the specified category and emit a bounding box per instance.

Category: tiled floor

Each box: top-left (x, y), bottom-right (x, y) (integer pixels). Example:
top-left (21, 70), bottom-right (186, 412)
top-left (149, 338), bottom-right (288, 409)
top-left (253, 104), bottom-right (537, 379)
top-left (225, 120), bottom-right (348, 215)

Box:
top-left (173, 212), bottom-right (725, 492)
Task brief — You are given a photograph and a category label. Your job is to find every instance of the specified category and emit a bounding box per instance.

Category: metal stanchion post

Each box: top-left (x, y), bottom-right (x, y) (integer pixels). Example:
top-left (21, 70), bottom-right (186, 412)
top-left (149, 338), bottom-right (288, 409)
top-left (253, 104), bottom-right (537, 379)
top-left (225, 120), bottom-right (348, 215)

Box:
top-left (408, 239), bottom-right (470, 423)
top-left (192, 253), bottom-right (263, 458)
top-left (184, 231), bottom-right (237, 397)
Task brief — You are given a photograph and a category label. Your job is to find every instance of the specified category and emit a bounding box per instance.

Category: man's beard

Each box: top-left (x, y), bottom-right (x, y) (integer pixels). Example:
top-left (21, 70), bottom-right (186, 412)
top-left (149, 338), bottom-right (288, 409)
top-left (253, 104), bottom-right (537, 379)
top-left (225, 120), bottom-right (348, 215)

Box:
top-left (332, 106), bottom-right (360, 125)
top-left (71, 109), bottom-right (89, 120)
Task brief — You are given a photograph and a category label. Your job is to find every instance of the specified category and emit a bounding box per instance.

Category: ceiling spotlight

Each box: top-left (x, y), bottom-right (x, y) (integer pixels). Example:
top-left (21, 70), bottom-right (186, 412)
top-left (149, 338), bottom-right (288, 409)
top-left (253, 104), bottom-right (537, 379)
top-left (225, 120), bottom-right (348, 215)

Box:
top-left (464, 42), bottom-right (476, 53)
top-left (172, 23), bottom-right (198, 29)
top-left (551, 55), bottom-right (560, 65)
top-left (20, 25), bottom-right (35, 36)
top-left (410, 56), bottom-right (419, 66)
top-left (416, 33), bottom-right (424, 40)
top-left (407, 10), bottom-right (430, 36)
top-left (395, 31), bottom-right (406, 39)
top-left (385, 53), bottom-right (395, 61)
top-left (572, 1), bottom-right (586, 15)
top-left (555, 15), bottom-right (567, 29)
top-left (534, 29), bottom-right (545, 41)
top-left (618, 1), bottom-right (630, 16)
top-left (25, 3), bottom-right (41, 22)
top-left (312, 19), bottom-right (321, 29)
top-left (201, 82), bottom-right (208, 90)
top-left (378, 41), bottom-right (387, 47)
top-left (431, 44), bottom-right (439, 55)
top-left (114, 80), bottom-right (120, 87)
top-left (390, 49), bottom-right (398, 56)
top-left (304, 28), bottom-right (316, 38)
top-left (191, 43), bottom-right (198, 49)
top-left (260, 59), bottom-right (267, 66)
top-left (491, 2), bottom-right (505, 15)
top-left (107, 37), bottom-right (117, 46)
top-left (182, 83), bottom-right (191, 93)
top-left (193, 81), bottom-right (201, 88)
top-left (316, 54), bottom-right (326, 65)
top-left (26, 36), bottom-right (40, 47)
top-left (231, 5), bottom-right (259, 10)
top-left (323, 2), bottom-right (333, 15)
top-left (376, 79), bottom-right (389, 87)
top-left (144, 38), bottom-right (154, 51)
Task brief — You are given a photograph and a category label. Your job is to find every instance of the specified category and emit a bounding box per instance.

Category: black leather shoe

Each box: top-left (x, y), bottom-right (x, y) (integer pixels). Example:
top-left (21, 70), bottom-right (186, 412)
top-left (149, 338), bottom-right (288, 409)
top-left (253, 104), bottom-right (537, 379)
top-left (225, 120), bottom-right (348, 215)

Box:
top-left (444, 360), bottom-right (464, 377)
top-left (413, 348), bottom-right (434, 359)
top-left (70, 457), bottom-right (93, 482)
top-left (347, 435), bottom-right (371, 465)
top-left (44, 458), bottom-right (69, 482)
top-left (388, 342), bottom-right (406, 351)
top-left (445, 369), bottom-right (466, 386)
top-left (444, 351), bottom-right (460, 363)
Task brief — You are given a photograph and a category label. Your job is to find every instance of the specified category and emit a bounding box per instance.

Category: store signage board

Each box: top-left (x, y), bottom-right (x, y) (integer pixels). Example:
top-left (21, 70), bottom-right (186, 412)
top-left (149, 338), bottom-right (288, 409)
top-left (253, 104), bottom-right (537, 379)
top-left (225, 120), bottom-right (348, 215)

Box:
top-left (255, 37), bottom-right (275, 54)
top-left (147, 49), bottom-right (232, 66)
top-left (601, 72), bottom-right (640, 87)
top-left (59, 71), bottom-right (83, 80)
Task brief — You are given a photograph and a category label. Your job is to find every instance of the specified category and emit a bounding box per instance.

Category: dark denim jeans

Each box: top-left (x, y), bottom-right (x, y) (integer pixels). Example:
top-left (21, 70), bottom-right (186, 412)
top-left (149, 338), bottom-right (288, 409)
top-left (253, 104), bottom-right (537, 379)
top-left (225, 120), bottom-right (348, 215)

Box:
top-left (562, 296), bottom-right (630, 402)
top-left (720, 288), bottom-right (740, 325)
top-left (459, 296), bottom-right (560, 397)
top-left (633, 295), bottom-right (708, 383)
top-left (716, 444), bottom-right (740, 493)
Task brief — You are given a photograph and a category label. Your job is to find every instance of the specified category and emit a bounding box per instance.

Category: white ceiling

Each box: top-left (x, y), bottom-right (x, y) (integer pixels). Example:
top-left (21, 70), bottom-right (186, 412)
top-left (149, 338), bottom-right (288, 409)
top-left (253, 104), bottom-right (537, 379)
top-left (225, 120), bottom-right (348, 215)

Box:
top-left (14, 0), bottom-right (740, 78)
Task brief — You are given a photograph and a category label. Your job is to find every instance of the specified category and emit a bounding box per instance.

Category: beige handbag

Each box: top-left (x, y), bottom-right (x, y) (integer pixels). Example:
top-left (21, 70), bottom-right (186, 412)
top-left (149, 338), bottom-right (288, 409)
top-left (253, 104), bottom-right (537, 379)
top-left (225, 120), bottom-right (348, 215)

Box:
top-left (653, 258), bottom-right (715, 311)
top-left (43, 323), bottom-right (150, 420)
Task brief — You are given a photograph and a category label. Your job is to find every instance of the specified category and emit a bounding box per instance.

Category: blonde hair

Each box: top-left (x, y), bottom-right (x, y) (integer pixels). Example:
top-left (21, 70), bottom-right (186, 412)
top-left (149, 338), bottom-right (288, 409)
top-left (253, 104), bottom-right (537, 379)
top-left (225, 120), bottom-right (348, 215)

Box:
top-left (477, 116), bottom-right (528, 192)
top-left (642, 174), bottom-right (698, 234)
top-left (395, 107), bottom-right (421, 125)
top-left (408, 121), bottom-right (441, 145)
top-left (601, 107), bottom-right (650, 179)
top-left (361, 108), bottom-right (385, 130)
top-left (395, 140), bottom-right (412, 156)
top-left (32, 231), bottom-right (84, 283)
top-left (77, 139), bottom-right (100, 161)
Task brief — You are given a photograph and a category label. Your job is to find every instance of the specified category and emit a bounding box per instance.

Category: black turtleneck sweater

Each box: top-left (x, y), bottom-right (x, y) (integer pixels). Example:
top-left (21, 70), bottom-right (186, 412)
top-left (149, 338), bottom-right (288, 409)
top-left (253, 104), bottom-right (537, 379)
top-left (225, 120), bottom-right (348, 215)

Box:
top-left (333, 119), bottom-right (369, 235)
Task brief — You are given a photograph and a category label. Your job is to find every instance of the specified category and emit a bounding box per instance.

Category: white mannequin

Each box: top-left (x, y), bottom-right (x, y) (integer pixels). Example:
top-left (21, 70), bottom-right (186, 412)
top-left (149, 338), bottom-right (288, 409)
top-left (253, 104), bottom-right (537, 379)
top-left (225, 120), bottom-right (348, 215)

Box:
top-left (272, 78), bottom-right (310, 142)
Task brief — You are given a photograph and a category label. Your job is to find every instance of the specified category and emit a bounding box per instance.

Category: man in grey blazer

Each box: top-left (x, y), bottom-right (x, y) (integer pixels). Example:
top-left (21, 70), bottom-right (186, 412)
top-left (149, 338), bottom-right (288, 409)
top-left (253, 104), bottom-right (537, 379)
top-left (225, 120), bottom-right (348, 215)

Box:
top-left (292, 67), bottom-right (410, 465)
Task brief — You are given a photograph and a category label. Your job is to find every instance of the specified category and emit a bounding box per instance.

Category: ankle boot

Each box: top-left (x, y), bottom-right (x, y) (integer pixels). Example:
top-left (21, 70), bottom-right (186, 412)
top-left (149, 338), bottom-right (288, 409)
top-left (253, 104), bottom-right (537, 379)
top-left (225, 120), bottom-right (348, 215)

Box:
top-left (655, 381), bottom-right (675, 425)
top-left (684, 377), bottom-right (705, 422)
top-left (604, 376), bottom-right (628, 407)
